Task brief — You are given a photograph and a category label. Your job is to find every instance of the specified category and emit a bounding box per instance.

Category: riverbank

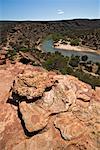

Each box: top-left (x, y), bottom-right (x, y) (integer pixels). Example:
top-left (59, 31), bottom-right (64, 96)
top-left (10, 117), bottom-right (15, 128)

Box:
top-left (54, 43), bottom-right (100, 55)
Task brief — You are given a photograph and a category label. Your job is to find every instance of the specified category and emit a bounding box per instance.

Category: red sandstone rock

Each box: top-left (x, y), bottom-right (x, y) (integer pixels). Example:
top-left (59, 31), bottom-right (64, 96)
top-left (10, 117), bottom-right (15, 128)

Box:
top-left (19, 102), bottom-right (50, 132)
top-left (0, 70), bottom-right (14, 103)
top-left (13, 71), bottom-right (56, 99)
top-left (0, 63), bottom-right (100, 150)
top-left (12, 129), bottom-right (54, 150)
top-left (0, 103), bottom-right (25, 150)
top-left (95, 86), bottom-right (100, 100)
top-left (54, 112), bottom-right (87, 140)
top-left (37, 87), bottom-right (68, 114)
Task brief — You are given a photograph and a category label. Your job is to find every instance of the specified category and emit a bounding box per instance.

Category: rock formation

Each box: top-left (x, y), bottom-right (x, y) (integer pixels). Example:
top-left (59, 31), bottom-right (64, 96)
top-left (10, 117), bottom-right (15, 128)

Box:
top-left (0, 62), bottom-right (100, 150)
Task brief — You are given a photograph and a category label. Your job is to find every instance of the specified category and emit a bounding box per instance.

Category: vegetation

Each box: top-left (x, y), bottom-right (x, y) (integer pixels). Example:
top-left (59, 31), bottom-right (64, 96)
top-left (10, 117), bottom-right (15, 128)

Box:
top-left (43, 51), bottom-right (67, 71)
top-left (69, 55), bottom-right (80, 67)
top-left (52, 33), bottom-right (64, 42)
top-left (81, 55), bottom-right (88, 61)
top-left (6, 49), bottom-right (17, 61)
top-left (70, 39), bottom-right (80, 46)
top-left (20, 47), bottom-right (29, 52)
top-left (1, 21), bottom-right (100, 88)
top-left (5, 46), bottom-right (100, 88)
top-left (42, 51), bottom-right (100, 88)
top-left (44, 33), bottom-right (65, 43)
top-left (73, 70), bottom-right (100, 89)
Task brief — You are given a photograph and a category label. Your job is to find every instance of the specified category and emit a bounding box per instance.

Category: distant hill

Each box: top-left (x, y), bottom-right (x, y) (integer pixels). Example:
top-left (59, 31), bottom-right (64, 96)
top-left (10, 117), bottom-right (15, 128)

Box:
top-left (0, 19), bottom-right (100, 49)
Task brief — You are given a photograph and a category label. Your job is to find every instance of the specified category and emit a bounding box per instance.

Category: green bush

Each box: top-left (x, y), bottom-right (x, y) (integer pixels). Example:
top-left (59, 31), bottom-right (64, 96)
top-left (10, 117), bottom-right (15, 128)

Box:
top-left (6, 49), bottom-right (17, 60)
top-left (69, 55), bottom-right (80, 67)
top-left (73, 70), bottom-right (100, 89)
top-left (42, 51), bottom-right (100, 88)
top-left (20, 47), bottom-right (29, 52)
top-left (70, 39), bottom-right (80, 46)
top-left (43, 52), bottom-right (68, 71)
top-left (52, 33), bottom-right (64, 42)
top-left (81, 55), bottom-right (88, 61)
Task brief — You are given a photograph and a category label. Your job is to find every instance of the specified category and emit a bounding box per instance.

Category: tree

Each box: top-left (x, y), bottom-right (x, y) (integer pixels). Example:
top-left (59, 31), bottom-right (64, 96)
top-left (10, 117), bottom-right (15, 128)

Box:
top-left (43, 53), bottom-right (67, 71)
top-left (69, 55), bottom-right (80, 67)
top-left (81, 55), bottom-right (88, 61)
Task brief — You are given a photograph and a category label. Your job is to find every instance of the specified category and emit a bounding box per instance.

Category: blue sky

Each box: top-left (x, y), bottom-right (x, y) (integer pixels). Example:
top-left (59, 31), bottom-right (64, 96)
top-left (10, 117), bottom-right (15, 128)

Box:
top-left (0, 0), bottom-right (100, 20)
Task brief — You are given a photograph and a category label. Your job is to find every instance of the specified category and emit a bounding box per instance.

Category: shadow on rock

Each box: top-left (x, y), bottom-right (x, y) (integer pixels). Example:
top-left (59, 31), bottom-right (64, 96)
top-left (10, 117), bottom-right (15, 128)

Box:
top-left (17, 106), bottom-right (47, 137)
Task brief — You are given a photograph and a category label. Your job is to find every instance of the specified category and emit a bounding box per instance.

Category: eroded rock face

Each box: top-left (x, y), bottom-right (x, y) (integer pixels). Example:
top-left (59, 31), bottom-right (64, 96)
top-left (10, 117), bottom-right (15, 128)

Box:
top-left (12, 128), bottom-right (54, 150)
top-left (13, 70), bottom-right (56, 99)
top-left (19, 102), bottom-right (50, 132)
top-left (0, 103), bottom-right (25, 150)
top-left (95, 86), bottom-right (100, 99)
top-left (0, 62), bottom-right (100, 150)
top-left (54, 112), bottom-right (87, 140)
top-left (0, 70), bottom-right (14, 103)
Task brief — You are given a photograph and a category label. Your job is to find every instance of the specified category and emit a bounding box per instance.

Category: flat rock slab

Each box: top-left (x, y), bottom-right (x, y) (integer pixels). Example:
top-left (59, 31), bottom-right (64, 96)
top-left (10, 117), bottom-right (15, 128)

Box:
top-left (54, 112), bottom-right (86, 140)
top-left (19, 102), bottom-right (50, 132)
top-left (0, 70), bottom-right (14, 103)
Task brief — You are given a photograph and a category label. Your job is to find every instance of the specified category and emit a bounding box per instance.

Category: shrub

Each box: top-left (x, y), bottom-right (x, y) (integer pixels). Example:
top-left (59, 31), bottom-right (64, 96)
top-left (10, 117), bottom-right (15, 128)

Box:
top-left (81, 55), bottom-right (88, 61)
top-left (20, 47), bottom-right (29, 52)
top-left (73, 70), bottom-right (100, 89)
top-left (6, 49), bottom-right (17, 60)
top-left (52, 33), bottom-right (64, 42)
top-left (43, 53), bottom-right (68, 71)
top-left (69, 55), bottom-right (80, 67)
top-left (70, 39), bottom-right (80, 46)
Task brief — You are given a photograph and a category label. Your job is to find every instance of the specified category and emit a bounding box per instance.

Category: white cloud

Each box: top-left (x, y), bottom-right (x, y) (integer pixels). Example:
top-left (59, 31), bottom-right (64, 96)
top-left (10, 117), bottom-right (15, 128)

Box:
top-left (57, 9), bottom-right (64, 15)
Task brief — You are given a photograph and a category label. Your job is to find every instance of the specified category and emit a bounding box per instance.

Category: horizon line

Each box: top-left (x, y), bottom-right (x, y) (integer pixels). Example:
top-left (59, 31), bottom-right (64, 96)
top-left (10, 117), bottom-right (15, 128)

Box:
top-left (0, 18), bottom-right (100, 22)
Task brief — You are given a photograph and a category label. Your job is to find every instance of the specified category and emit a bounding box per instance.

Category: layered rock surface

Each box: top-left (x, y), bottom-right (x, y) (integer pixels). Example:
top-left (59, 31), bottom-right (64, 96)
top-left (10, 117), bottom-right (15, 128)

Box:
top-left (0, 62), bottom-right (100, 150)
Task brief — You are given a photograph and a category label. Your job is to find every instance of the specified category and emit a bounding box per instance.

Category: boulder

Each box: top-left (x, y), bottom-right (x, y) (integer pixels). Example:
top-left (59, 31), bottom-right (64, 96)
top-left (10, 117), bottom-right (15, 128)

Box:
top-left (13, 71), bottom-right (56, 99)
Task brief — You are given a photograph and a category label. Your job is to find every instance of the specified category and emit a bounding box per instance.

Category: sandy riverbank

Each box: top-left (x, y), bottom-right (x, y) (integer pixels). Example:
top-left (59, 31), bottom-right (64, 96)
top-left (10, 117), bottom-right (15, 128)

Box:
top-left (54, 43), bottom-right (100, 55)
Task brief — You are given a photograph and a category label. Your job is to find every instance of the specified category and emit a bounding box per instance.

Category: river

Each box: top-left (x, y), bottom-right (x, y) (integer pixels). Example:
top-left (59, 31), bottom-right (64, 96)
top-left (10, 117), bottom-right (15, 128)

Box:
top-left (42, 39), bottom-right (100, 63)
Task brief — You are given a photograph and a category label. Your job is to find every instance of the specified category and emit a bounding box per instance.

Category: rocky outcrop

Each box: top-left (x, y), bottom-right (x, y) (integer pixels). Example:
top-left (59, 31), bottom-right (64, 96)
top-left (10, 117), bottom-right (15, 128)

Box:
top-left (0, 62), bottom-right (100, 150)
top-left (13, 70), bottom-right (56, 99)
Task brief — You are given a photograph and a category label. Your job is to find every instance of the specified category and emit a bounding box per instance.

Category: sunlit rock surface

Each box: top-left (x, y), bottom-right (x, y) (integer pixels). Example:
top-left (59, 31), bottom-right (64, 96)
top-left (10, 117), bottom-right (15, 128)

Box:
top-left (0, 62), bottom-right (100, 150)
